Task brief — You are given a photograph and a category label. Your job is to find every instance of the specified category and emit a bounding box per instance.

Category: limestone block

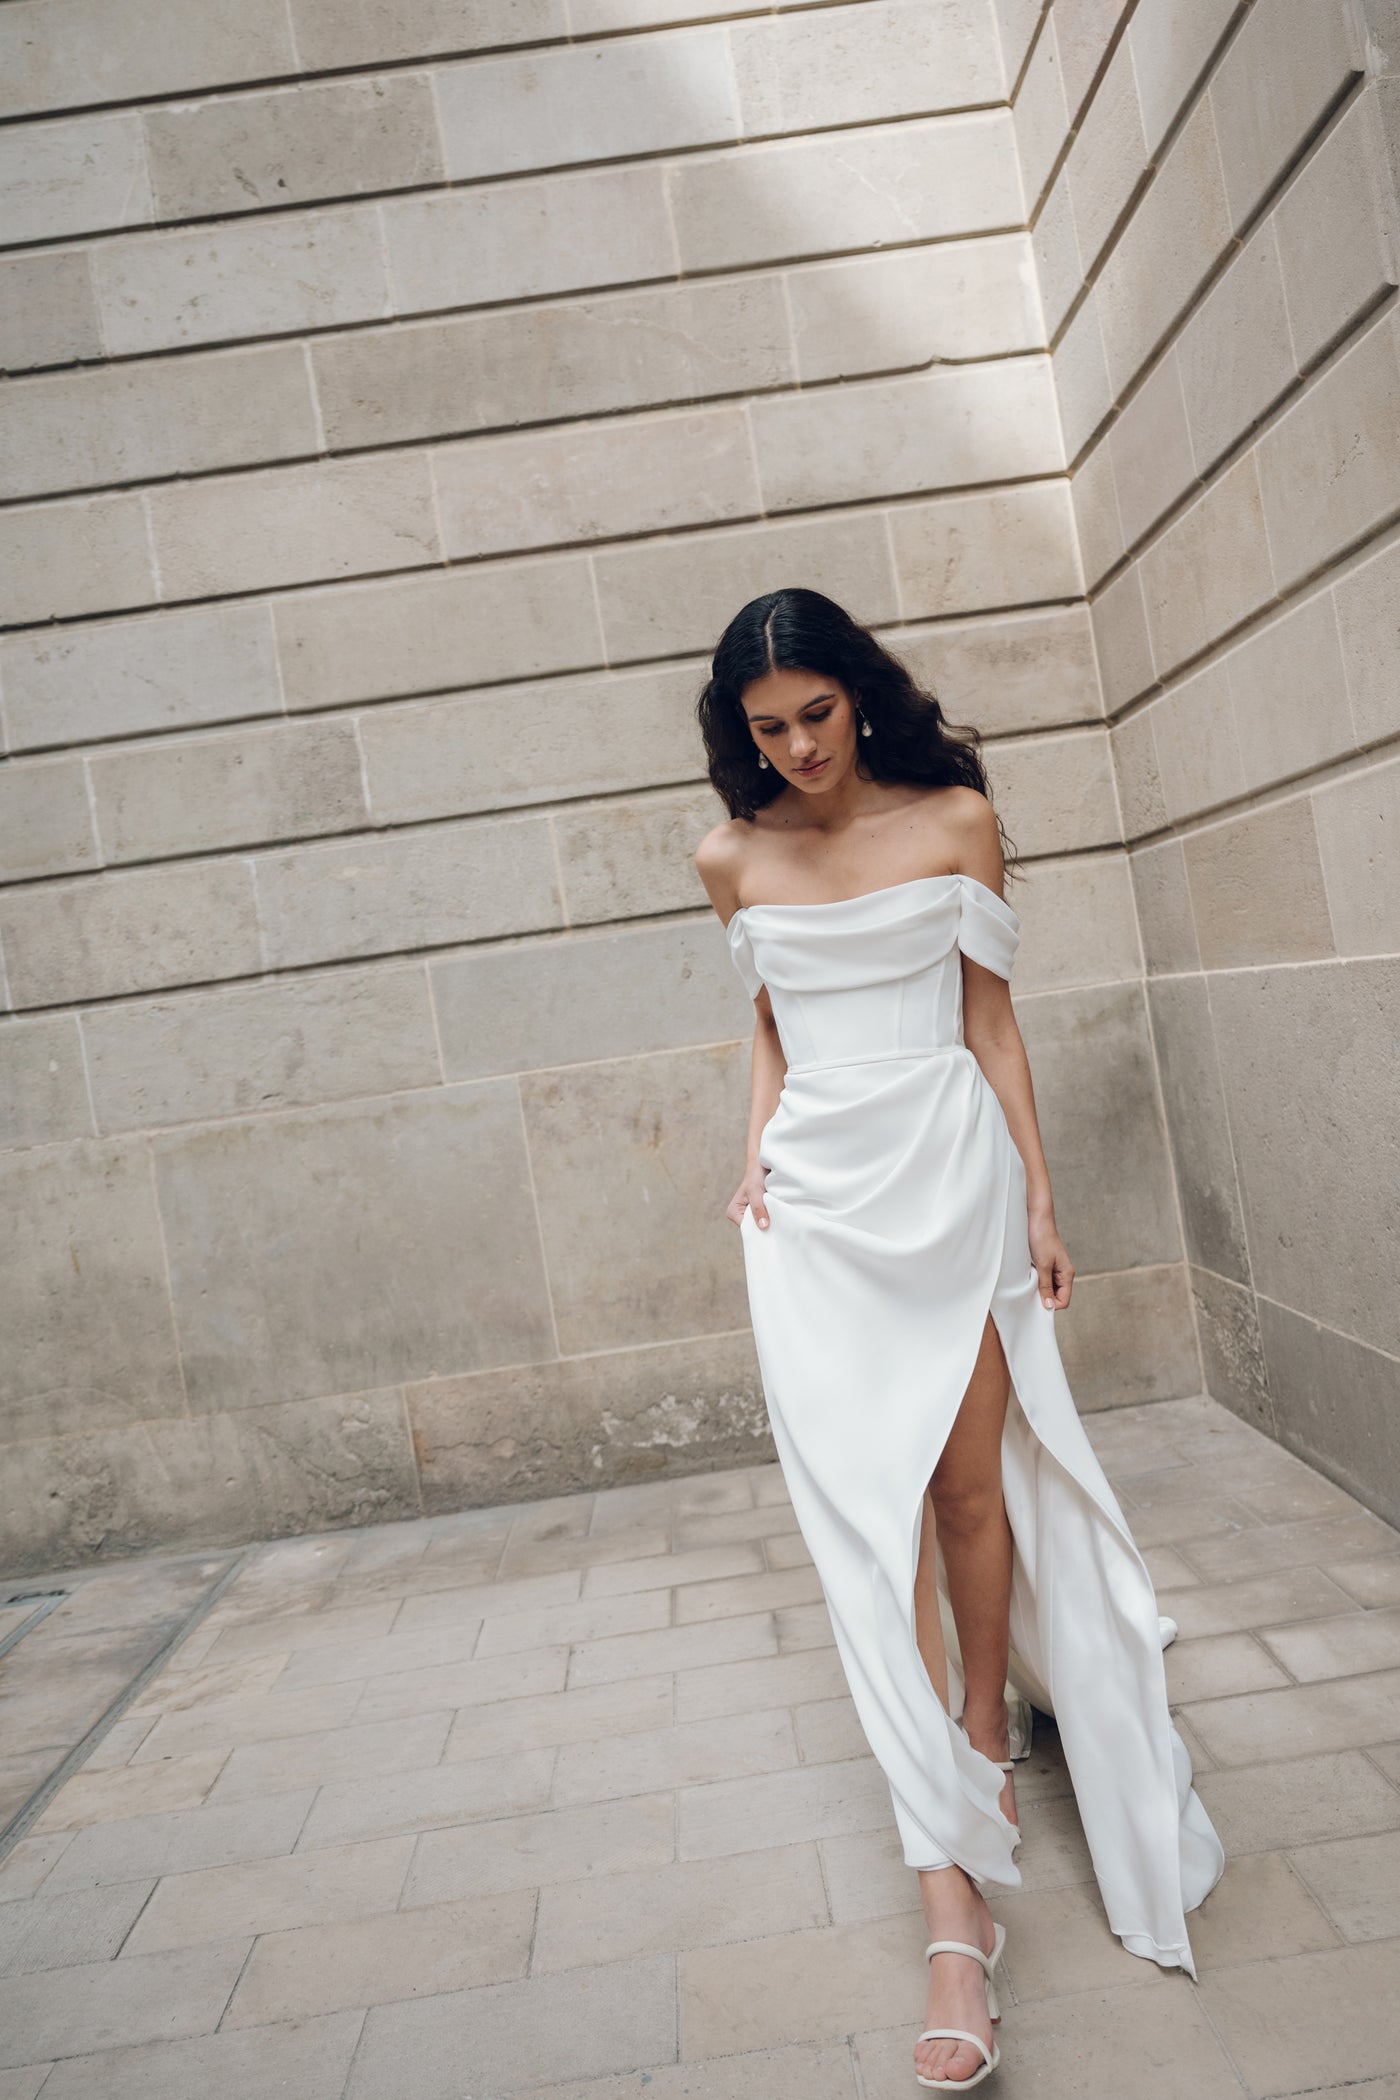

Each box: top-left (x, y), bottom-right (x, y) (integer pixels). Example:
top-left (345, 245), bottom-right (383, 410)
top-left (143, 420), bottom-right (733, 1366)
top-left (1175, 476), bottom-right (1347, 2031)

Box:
top-left (1064, 36), bottom-right (1149, 270)
top-left (1052, 290), bottom-right (1114, 460)
top-left (1191, 1265), bottom-right (1273, 1435)
top-left (1053, 0), bottom-right (1134, 114)
top-left (0, 109), bottom-right (151, 244)
top-left (1210, 957), bottom-right (1400, 1357)
top-left (1174, 220), bottom-right (1296, 476)
top-left (0, 1390), bottom-right (421, 1573)
top-left (992, 0), bottom-right (1044, 85)
top-left (0, 1135), bottom-right (184, 1444)
top-left (1071, 435), bottom-right (1126, 589)
top-left (151, 453), bottom-right (440, 602)
top-left (1312, 755), bottom-right (1400, 958)
top-left (886, 604), bottom-right (1103, 736)
top-left (382, 165), bottom-right (676, 317)
top-left (1129, 836), bottom-right (1201, 972)
top-left (0, 344), bottom-right (319, 504)
top-left (1013, 12), bottom-right (1070, 209)
top-left (145, 73), bottom-right (443, 221)
top-left (1274, 92), bottom-right (1397, 373)
top-left (358, 663), bottom-right (702, 824)
top-left (0, 755), bottom-right (97, 881)
top-left (792, 236), bottom-right (1042, 377)
top-left (1060, 1264), bottom-right (1200, 1410)
top-left (1183, 797), bottom-right (1335, 968)
top-left (1259, 1297), bottom-right (1400, 1528)
top-left (1033, 174), bottom-right (1084, 339)
top-left (274, 554), bottom-right (604, 710)
top-left (83, 964), bottom-right (441, 1135)
top-left (153, 1083), bottom-right (554, 1411)
top-left (89, 720), bottom-right (368, 864)
top-left (254, 812), bottom-right (561, 970)
top-left (433, 405), bottom-right (759, 561)
top-left (1097, 95), bottom-right (1232, 394)
top-left (1224, 589), bottom-right (1355, 795)
top-left (1109, 348), bottom-right (1198, 546)
top-left (729, 0), bottom-right (1005, 136)
top-left (434, 27), bottom-right (737, 179)
top-left (668, 111), bottom-right (1022, 273)
top-left (890, 481), bottom-right (1083, 621)
top-left (0, 0), bottom-right (296, 118)
top-left (518, 1040), bottom-right (752, 1353)
top-left (1211, 0), bottom-right (1363, 229)
top-left (994, 851), bottom-right (1142, 992)
top-left (1014, 979), bottom-right (1182, 1272)
top-left (1111, 704), bottom-right (1168, 838)
top-left (984, 725), bottom-right (1121, 854)
top-left (432, 918), bottom-right (750, 1082)
top-left (1129, 0), bottom-right (1241, 157)
top-left (0, 250), bottom-right (101, 373)
top-left (751, 358), bottom-right (1063, 512)
top-left (1151, 660), bottom-right (1245, 822)
top-left (1333, 532), bottom-right (1400, 743)
top-left (592, 511), bottom-right (899, 663)
top-left (0, 1016), bottom-right (93, 1151)
top-left (93, 207), bottom-right (389, 358)
top-left (1, 490), bottom-right (155, 625)
top-left (1255, 309), bottom-right (1400, 593)
top-left (406, 1330), bottom-right (769, 1509)
top-left (1092, 561), bottom-right (1158, 712)
top-left (291, 0), bottom-right (566, 70)
top-left (553, 787), bottom-right (724, 924)
top-left (1138, 453), bottom-right (1276, 675)
top-left (314, 275), bottom-right (793, 452)
top-left (2, 601), bottom-right (282, 752)
top-left (1146, 974), bottom-right (1251, 1281)
top-left (0, 858), bottom-right (264, 1009)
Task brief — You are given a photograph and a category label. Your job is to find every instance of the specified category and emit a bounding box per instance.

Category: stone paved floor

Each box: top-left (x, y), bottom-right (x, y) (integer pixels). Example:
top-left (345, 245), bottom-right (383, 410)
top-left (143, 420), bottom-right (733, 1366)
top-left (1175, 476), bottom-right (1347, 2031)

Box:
top-left (2, 1391), bottom-right (1399, 2099)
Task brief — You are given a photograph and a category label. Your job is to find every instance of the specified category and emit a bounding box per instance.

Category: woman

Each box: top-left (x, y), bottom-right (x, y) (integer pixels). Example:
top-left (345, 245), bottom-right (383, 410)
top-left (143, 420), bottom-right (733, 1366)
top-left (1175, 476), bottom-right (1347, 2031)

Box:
top-left (693, 589), bottom-right (1224, 2091)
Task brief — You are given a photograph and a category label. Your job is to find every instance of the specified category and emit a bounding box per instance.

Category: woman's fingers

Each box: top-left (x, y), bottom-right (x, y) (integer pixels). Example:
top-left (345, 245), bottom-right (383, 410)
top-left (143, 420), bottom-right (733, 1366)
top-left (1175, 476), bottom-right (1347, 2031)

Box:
top-left (751, 1191), bottom-right (771, 1229)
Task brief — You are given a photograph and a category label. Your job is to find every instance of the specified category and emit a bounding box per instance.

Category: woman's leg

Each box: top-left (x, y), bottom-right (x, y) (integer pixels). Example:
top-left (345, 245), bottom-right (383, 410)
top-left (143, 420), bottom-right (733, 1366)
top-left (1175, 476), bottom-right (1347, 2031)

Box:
top-left (911, 1314), bottom-right (1014, 2086)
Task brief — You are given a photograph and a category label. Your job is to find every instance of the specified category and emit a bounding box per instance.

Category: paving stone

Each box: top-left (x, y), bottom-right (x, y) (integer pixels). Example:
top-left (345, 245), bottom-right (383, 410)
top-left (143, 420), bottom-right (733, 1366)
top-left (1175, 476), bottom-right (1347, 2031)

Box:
top-left (533, 1842), bottom-right (827, 1973)
top-left (33, 2009), bottom-right (363, 2100)
top-left (344, 1955), bottom-right (676, 2098)
top-left (121, 1834), bottom-right (414, 1955)
top-left (441, 1675), bottom-right (674, 1763)
top-left (1184, 1848), bottom-right (1341, 1967)
top-left (1260, 1608), bottom-right (1400, 1684)
top-left (673, 1646), bottom-right (851, 1723)
top-left (296, 1749), bottom-right (556, 1849)
top-left (472, 1587), bottom-right (672, 1657)
top-left (1288, 1827), bottom-right (1400, 1943)
top-left (551, 1708), bottom-right (796, 1806)
top-left (1199, 1939), bottom-right (1400, 2094)
top-left (352, 1643), bottom-right (568, 1721)
top-left (1164, 1632), bottom-right (1291, 1702)
top-left (680, 1912), bottom-right (926, 2057)
top-left (403, 1793), bottom-right (676, 1905)
top-left (565, 1612), bottom-right (779, 1688)
top-left (223, 1890), bottom-right (536, 2027)
top-left (1185, 1672), bottom-right (1400, 1766)
top-left (679, 1758), bottom-right (892, 1862)
top-left (580, 1543), bottom-right (766, 1598)
top-left (0, 1879), bottom-right (152, 1977)
top-left (206, 1711), bottom-right (453, 1804)
top-left (1156, 1567), bottom-right (1363, 1638)
top-left (986, 1880), bottom-right (1169, 2000)
top-left (0, 1940), bottom-right (249, 2071)
top-left (41, 1787), bottom-right (315, 1892)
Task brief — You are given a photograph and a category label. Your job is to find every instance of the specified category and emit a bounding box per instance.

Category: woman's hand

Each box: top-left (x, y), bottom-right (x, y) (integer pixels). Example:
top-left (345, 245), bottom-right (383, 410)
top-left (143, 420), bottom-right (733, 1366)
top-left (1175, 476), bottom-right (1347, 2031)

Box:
top-left (1028, 1207), bottom-right (1074, 1310)
top-left (727, 1168), bottom-right (771, 1231)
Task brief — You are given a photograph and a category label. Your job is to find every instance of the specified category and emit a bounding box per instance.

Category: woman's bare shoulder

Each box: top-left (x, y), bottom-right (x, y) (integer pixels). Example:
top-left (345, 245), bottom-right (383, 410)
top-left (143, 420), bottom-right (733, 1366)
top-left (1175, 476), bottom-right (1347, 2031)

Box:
top-left (694, 817), bottom-right (751, 921)
top-left (906, 783), bottom-right (1003, 891)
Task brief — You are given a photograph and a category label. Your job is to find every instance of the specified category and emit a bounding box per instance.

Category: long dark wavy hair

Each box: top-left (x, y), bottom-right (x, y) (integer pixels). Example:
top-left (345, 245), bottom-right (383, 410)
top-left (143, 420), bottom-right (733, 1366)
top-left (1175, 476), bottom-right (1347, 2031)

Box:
top-left (696, 587), bottom-right (1020, 885)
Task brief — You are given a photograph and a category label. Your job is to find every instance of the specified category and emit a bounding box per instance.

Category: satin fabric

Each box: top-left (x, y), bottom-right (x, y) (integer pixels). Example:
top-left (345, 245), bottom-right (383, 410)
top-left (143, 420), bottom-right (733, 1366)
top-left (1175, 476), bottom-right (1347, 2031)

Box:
top-left (728, 873), bottom-right (1224, 1975)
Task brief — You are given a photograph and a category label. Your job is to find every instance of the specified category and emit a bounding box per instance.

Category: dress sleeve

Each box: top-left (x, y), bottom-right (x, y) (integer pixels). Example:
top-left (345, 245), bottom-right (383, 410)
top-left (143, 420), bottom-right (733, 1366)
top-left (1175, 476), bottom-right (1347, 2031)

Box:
top-left (958, 876), bottom-right (1021, 981)
top-left (727, 914), bottom-right (764, 1000)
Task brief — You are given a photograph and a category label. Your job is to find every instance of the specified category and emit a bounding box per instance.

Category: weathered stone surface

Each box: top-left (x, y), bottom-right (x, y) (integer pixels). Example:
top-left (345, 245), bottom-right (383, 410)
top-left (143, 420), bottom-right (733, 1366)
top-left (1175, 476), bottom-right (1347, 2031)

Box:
top-left (553, 788), bottom-right (723, 925)
top-left (0, 0), bottom-right (296, 118)
top-left (0, 1136), bottom-right (184, 1446)
top-left (1183, 798), bottom-right (1335, 969)
top-left (519, 1042), bottom-right (753, 1354)
top-left (0, 1016), bottom-right (93, 1151)
top-left (1259, 1295), bottom-right (1400, 1528)
top-left (0, 249), bottom-right (102, 373)
top-left (885, 606), bottom-right (1102, 737)
top-left (0, 859), bottom-right (263, 1009)
top-left (153, 1083), bottom-right (556, 1412)
top-left (0, 755), bottom-right (97, 881)
top-left (406, 1329), bottom-right (770, 1510)
top-left (1190, 1264), bottom-right (1275, 1438)
top-left (1147, 975), bottom-right (1250, 1283)
top-left (89, 719), bottom-right (368, 864)
top-left (1053, 1262), bottom-right (1201, 1411)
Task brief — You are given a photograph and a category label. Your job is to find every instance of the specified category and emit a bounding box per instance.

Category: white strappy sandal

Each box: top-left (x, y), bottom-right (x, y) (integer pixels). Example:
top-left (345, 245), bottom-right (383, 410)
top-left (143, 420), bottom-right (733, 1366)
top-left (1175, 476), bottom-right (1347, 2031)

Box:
top-left (916, 1921), bottom-right (1006, 2090)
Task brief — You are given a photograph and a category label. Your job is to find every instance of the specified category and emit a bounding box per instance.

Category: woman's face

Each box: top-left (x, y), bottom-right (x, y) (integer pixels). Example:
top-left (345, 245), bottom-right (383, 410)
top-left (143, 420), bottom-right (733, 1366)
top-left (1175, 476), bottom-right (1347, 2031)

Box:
top-left (740, 667), bottom-right (858, 792)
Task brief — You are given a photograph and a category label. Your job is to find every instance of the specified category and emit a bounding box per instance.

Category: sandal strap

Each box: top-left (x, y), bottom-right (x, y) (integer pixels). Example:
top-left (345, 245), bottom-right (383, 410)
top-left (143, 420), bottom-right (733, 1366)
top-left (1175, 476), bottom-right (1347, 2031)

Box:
top-left (915, 2028), bottom-right (994, 2066)
top-left (925, 1939), bottom-right (993, 1970)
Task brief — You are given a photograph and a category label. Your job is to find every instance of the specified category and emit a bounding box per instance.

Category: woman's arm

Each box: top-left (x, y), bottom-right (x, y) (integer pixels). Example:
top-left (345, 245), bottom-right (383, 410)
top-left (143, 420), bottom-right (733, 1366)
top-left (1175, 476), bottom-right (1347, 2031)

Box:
top-left (694, 824), bottom-right (786, 1231)
top-left (953, 795), bottom-right (1075, 1311)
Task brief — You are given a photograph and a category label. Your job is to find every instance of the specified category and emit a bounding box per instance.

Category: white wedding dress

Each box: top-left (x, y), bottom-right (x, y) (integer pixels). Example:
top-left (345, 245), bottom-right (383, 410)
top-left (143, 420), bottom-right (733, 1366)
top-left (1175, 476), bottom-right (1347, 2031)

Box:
top-left (728, 872), bottom-right (1224, 1975)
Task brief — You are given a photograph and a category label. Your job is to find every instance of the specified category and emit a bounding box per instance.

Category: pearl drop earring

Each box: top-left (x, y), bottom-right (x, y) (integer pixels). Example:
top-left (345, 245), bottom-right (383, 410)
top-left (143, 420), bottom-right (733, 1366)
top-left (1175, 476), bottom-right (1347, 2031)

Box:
top-left (859, 710), bottom-right (873, 738)
top-left (757, 751), bottom-right (769, 767)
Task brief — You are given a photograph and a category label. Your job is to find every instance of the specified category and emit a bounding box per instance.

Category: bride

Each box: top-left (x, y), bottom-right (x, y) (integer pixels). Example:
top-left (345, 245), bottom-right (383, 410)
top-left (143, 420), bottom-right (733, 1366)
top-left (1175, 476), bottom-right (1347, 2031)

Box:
top-left (692, 587), bottom-right (1224, 2090)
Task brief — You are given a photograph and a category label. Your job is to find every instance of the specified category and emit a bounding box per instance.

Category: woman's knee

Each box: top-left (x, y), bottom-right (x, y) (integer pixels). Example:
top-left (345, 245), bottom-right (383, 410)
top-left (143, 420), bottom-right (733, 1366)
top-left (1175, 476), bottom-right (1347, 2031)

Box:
top-left (928, 1472), bottom-right (1002, 1539)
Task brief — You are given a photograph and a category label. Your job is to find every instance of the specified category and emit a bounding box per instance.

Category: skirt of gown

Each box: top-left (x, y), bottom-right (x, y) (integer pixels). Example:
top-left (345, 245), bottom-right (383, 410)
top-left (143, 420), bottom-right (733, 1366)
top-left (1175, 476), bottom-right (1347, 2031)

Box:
top-left (727, 872), bottom-right (1225, 1976)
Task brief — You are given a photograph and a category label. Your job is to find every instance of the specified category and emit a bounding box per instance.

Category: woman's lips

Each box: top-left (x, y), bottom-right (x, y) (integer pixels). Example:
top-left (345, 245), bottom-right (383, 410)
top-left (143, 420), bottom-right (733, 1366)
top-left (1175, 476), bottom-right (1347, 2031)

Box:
top-left (794, 756), bottom-right (830, 775)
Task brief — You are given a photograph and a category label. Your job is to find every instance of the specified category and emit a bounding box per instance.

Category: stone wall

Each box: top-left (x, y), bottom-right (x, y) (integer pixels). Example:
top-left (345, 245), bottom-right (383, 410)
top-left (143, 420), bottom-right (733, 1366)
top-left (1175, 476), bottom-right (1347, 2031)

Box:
top-left (4, 0), bottom-right (1390, 1570)
top-left (1008, 0), bottom-right (1400, 1521)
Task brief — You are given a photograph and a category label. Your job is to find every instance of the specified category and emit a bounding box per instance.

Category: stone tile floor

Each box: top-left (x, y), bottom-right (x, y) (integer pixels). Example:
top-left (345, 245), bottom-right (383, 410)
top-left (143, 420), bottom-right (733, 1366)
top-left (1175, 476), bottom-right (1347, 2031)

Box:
top-left (2, 1391), bottom-right (1399, 2098)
